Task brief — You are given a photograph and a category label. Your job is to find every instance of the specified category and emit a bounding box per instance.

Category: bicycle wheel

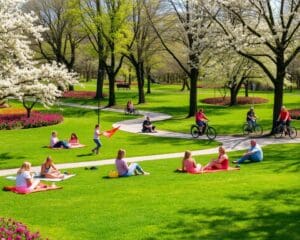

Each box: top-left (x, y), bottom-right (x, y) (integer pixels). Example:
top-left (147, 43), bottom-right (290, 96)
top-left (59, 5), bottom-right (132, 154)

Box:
top-left (288, 127), bottom-right (297, 139)
top-left (206, 126), bottom-right (217, 140)
top-left (254, 124), bottom-right (263, 136)
top-left (242, 124), bottom-right (250, 136)
top-left (274, 126), bottom-right (283, 138)
top-left (191, 125), bottom-right (200, 138)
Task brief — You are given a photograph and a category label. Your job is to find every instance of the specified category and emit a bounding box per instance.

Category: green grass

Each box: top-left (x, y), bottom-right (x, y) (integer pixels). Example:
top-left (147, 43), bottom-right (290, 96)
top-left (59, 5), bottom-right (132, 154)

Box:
top-left (0, 143), bottom-right (299, 239)
top-left (68, 82), bottom-right (300, 135)
top-left (0, 103), bottom-right (218, 169)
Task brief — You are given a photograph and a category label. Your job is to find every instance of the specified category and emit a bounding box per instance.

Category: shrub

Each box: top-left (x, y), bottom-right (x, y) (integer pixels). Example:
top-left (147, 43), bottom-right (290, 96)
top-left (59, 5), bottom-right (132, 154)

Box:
top-left (0, 110), bottom-right (63, 130)
top-left (62, 91), bottom-right (106, 99)
top-left (202, 97), bottom-right (268, 106)
top-left (0, 217), bottom-right (45, 239)
top-left (290, 109), bottom-right (300, 120)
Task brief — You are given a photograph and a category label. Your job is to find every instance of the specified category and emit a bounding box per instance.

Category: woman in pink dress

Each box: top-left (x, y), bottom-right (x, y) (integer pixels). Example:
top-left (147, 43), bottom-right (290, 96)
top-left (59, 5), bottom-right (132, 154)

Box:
top-left (182, 151), bottom-right (202, 174)
top-left (203, 146), bottom-right (229, 170)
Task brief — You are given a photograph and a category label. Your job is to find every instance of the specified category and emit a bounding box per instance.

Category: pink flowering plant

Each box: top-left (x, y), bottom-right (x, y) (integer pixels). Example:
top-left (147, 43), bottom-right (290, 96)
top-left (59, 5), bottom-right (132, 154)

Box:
top-left (62, 91), bottom-right (96, 99)
top-left (0, 217), bottom-right (45, 239)
top-left (290, 109), bottom-right (300, 120)
top-left (0, 111), bottom-right (63, 130)
top-left (202, 97), bottom-right (268, 106)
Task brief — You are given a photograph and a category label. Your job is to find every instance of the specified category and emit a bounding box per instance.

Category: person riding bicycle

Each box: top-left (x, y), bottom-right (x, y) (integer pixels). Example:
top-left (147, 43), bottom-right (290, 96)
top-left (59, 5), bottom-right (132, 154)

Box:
top-left (195, 108), bottom-right (208, 133)
top-left (246, 106), bottom-right (257, 130)
top-left (277, 106), bottom-right (291, 130)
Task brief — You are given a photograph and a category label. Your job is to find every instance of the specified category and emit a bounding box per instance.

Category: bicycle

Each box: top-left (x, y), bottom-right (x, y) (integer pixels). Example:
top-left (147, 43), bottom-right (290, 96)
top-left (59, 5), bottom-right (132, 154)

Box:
top-left (274, 122), bottom-right (297, 139)
top-left (190, 123), bottom-right (217, 140)
top-left (242, 121), bottom-right (263, 136)
top-left (124, 108), bottom-right (139, 115)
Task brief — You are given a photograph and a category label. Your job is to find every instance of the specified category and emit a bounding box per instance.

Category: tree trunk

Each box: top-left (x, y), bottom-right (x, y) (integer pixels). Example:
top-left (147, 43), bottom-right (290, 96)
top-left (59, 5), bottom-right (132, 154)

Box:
top-left (272, 80), bottom-right (284, 133)
top-left (96, 58), bottom-right (105, 99)
top-left (188, 67), bottom-right (199, 117)
top-left (229, 87), bottom-right (238, 106)
top-left (107, 71), bottom-right (116, 106)
top-left (135, 62), bottom-right (145, 103)
top-left (181, 77), bottom-right (190, 91)
top-left (244, 80), bottom-right (249, 97)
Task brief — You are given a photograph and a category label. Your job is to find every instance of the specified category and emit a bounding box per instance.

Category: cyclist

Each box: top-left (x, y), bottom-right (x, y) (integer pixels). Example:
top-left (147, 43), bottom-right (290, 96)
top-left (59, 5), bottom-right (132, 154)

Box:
top-left (277, 106), bottom-right (291, 128)
top-left (246, 106), bottom-right (257, 130)
top-left (195, 108), bottom-right (208, 133)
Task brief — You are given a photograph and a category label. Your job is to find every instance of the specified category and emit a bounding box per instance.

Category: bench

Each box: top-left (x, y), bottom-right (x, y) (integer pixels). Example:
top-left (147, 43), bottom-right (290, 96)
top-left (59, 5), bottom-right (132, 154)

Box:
top-left (116, 83), bottom-right (130, 90)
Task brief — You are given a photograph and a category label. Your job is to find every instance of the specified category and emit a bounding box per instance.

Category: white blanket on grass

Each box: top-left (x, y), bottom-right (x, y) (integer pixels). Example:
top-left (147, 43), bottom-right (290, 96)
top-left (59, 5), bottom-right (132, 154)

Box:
top-left (6, 174), bottom-right (76, 182)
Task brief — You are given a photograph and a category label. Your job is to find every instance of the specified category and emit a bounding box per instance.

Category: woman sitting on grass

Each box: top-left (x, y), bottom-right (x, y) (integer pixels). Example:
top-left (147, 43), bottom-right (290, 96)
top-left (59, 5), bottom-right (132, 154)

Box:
top-left (69, 133), bottom-right (79, 146)
top-left (50, 131), bottom-right (69, 149)
top-left (16, 162), bottom-right (40, 193)
top-left (203, 146), bottom-right (229, 170)
top-left (115, 149), bottom-right (149, 177)
top-left (41, 156), bottom-right (64, 179)
top-left (181, 151), bottom-right (202, 174)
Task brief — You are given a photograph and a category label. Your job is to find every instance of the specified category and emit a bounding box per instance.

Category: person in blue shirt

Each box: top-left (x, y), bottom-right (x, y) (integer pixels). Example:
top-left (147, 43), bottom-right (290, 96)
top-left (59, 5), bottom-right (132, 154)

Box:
top-left (232, 140), bottom-right (263, 164)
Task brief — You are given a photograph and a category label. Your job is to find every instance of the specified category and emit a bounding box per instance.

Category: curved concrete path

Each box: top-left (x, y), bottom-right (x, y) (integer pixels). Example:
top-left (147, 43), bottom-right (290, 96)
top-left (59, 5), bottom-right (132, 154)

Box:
top-left (0, 103), bottom-right (299, 177)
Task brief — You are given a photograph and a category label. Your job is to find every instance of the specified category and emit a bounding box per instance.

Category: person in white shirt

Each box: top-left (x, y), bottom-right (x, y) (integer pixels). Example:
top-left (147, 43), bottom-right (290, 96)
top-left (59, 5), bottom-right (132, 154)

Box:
top-left (15, 162), bottom-right (40, 193)
top-left (92, 124), bottom-right (102, 154)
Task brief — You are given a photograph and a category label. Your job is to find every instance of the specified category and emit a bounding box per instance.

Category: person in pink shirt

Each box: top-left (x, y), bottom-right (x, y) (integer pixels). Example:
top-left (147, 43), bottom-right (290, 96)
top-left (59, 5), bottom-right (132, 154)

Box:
top-left (115, 149), bottom-right (149, 177)
top-left (182, 151), bottom-right (202, 174)
top-left (195, 108), bottom-right (208, 132)
top-left (203, 146), bottom-right (229, 170)
top-left (69, 133), bottom-right (79, 146)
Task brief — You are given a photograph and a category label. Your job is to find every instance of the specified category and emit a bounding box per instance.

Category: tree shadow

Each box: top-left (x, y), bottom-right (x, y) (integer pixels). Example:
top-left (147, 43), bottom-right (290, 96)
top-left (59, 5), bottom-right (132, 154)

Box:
top-left (144, 188), bottom-right (300, 240)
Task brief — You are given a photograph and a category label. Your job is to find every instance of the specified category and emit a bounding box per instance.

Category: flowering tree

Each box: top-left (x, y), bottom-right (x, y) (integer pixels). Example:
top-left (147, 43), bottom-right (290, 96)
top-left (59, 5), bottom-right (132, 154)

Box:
top-left (202, 0), bottom-right (300, 132)
top-left (147, 0), bottom-right (215, 116)
top-left (0, 0), bottom-right (77, 117)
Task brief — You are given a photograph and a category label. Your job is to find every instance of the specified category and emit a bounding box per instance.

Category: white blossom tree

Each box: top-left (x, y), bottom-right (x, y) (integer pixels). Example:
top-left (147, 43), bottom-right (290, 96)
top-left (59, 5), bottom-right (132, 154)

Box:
top-left (202, 0), bottom-right (300, 132)
top-left (0, 0), bottom-right (77, 117)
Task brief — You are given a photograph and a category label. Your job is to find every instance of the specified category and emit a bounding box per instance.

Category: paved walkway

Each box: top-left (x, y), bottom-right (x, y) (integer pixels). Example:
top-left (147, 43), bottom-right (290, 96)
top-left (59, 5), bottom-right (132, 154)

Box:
top-left (1, 102), bottom-right (299, 177)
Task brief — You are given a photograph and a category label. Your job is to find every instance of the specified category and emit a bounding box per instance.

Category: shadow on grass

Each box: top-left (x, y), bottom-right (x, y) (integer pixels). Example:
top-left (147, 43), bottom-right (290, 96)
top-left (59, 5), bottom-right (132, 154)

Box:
top-left (145, 188), bottom-right (300, 240)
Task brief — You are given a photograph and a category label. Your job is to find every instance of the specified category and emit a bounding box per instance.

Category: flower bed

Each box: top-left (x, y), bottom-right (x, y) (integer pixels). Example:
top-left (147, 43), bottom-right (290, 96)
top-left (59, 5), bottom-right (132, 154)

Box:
top-left (0, 109), bottom-right (63, 130)
top-left (290, 109), bottom-right (300, 120)
top-left (62, 91), bottom-right (108, 99)
top-left (0, 217), bottom-right (45, 239)
top-left (202, 97), bottom-right (268, 106)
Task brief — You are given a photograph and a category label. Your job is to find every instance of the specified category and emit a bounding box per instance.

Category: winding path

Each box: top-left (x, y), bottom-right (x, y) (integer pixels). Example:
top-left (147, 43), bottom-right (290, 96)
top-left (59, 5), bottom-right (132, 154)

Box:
top-left (0, 103), bottom-right (299, 176)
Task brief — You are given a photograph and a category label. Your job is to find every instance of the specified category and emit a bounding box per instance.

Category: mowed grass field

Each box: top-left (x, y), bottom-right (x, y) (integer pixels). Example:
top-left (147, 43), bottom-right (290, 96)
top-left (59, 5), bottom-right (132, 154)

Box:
top-left (0, 83), bottom-right (299, 239)
top-left (0, 143), bottom-right (299, 239)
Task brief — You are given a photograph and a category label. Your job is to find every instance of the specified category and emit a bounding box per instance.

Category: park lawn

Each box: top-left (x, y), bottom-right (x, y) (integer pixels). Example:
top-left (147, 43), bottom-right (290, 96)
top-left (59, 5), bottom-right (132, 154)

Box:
top-left (0, 104), bottom-right (218, 169)
top-left (69, 82), bottom-right (300, 135)
top-left (0, 143), bottom-right (299, 240)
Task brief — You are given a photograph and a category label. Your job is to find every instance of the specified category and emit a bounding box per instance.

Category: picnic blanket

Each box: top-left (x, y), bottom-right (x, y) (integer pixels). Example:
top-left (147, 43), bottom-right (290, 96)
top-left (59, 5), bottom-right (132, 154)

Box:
top-left (175, 167), bottom-right (240, 174)
top-left (3, 184), bottom-right (62, 194)
top-left (48, 144), bottom-right (85, 149)
top-left (6, 173), bottom-right (76, 182)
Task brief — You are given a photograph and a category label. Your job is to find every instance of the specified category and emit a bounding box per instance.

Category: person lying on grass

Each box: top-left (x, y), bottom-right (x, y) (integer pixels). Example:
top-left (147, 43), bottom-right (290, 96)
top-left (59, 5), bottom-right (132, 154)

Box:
top-left (203, 146), bottom-right (229, 170)
top-left (16, 162), bottom-right (40, 193)
top-left (181, 150), bottom-right (202, 174)
top-left (115, 149), bottom-right (150, 177)
top-left (40, 156), bottom-right (64, 179)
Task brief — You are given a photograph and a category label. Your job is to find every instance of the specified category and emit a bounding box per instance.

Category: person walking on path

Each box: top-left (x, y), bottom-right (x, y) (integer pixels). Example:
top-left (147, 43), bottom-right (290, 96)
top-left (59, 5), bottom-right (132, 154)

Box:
top-left (92, 124), bottom-right (102, 154)
top-left (232, 140), bottom-right (263, 164)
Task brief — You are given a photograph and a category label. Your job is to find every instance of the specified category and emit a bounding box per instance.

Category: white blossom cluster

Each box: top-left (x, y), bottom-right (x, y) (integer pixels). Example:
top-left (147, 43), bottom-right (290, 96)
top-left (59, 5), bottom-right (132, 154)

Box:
top-left (0, 0), bottom-right (77, 107)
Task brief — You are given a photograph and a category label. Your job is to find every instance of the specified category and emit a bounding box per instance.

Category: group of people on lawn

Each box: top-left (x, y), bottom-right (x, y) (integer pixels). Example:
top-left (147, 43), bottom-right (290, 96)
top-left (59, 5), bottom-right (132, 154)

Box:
top-left (16, 103), bottom-right (292, 192)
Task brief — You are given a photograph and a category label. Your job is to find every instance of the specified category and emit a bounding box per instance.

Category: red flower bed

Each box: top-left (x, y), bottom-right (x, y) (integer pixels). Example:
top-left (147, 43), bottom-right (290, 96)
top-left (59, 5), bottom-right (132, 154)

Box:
top-left (290, 109), bottom-right (300, 120)
top-left (0, 111), bottom-right (63, 130)
top-left (62, 91), bottom-right (108, 99)
top-left (0, 217), bottom-right (45, 239)
top-left (202, 97), bottom-right (268, 106)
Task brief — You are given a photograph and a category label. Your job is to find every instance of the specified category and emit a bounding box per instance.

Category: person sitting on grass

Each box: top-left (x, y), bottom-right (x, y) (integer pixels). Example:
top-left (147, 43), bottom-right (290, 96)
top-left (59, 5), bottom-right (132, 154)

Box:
top-left (69, 133), bottom-right (79, 146)
top-left (50, 131), bottom-right (69, 149)
top-left (195, 108), bottom-right (208, 133)
top-left (181, 150), bottom-right (202, 174)
top-left (15, 162), bottom-right (40, 193)
top-left (203, 146), bottom-right (229, 170)
top-left (232, 140), bottom-right (263, 164)
top-left (115, 149), bottom-right (149, 177)
top-left (40, 156), bottom-right (64, 179)
top-left (142, 116), bottom-right (156, 133)
top-left (126, 100), bottom-right (135, 114)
